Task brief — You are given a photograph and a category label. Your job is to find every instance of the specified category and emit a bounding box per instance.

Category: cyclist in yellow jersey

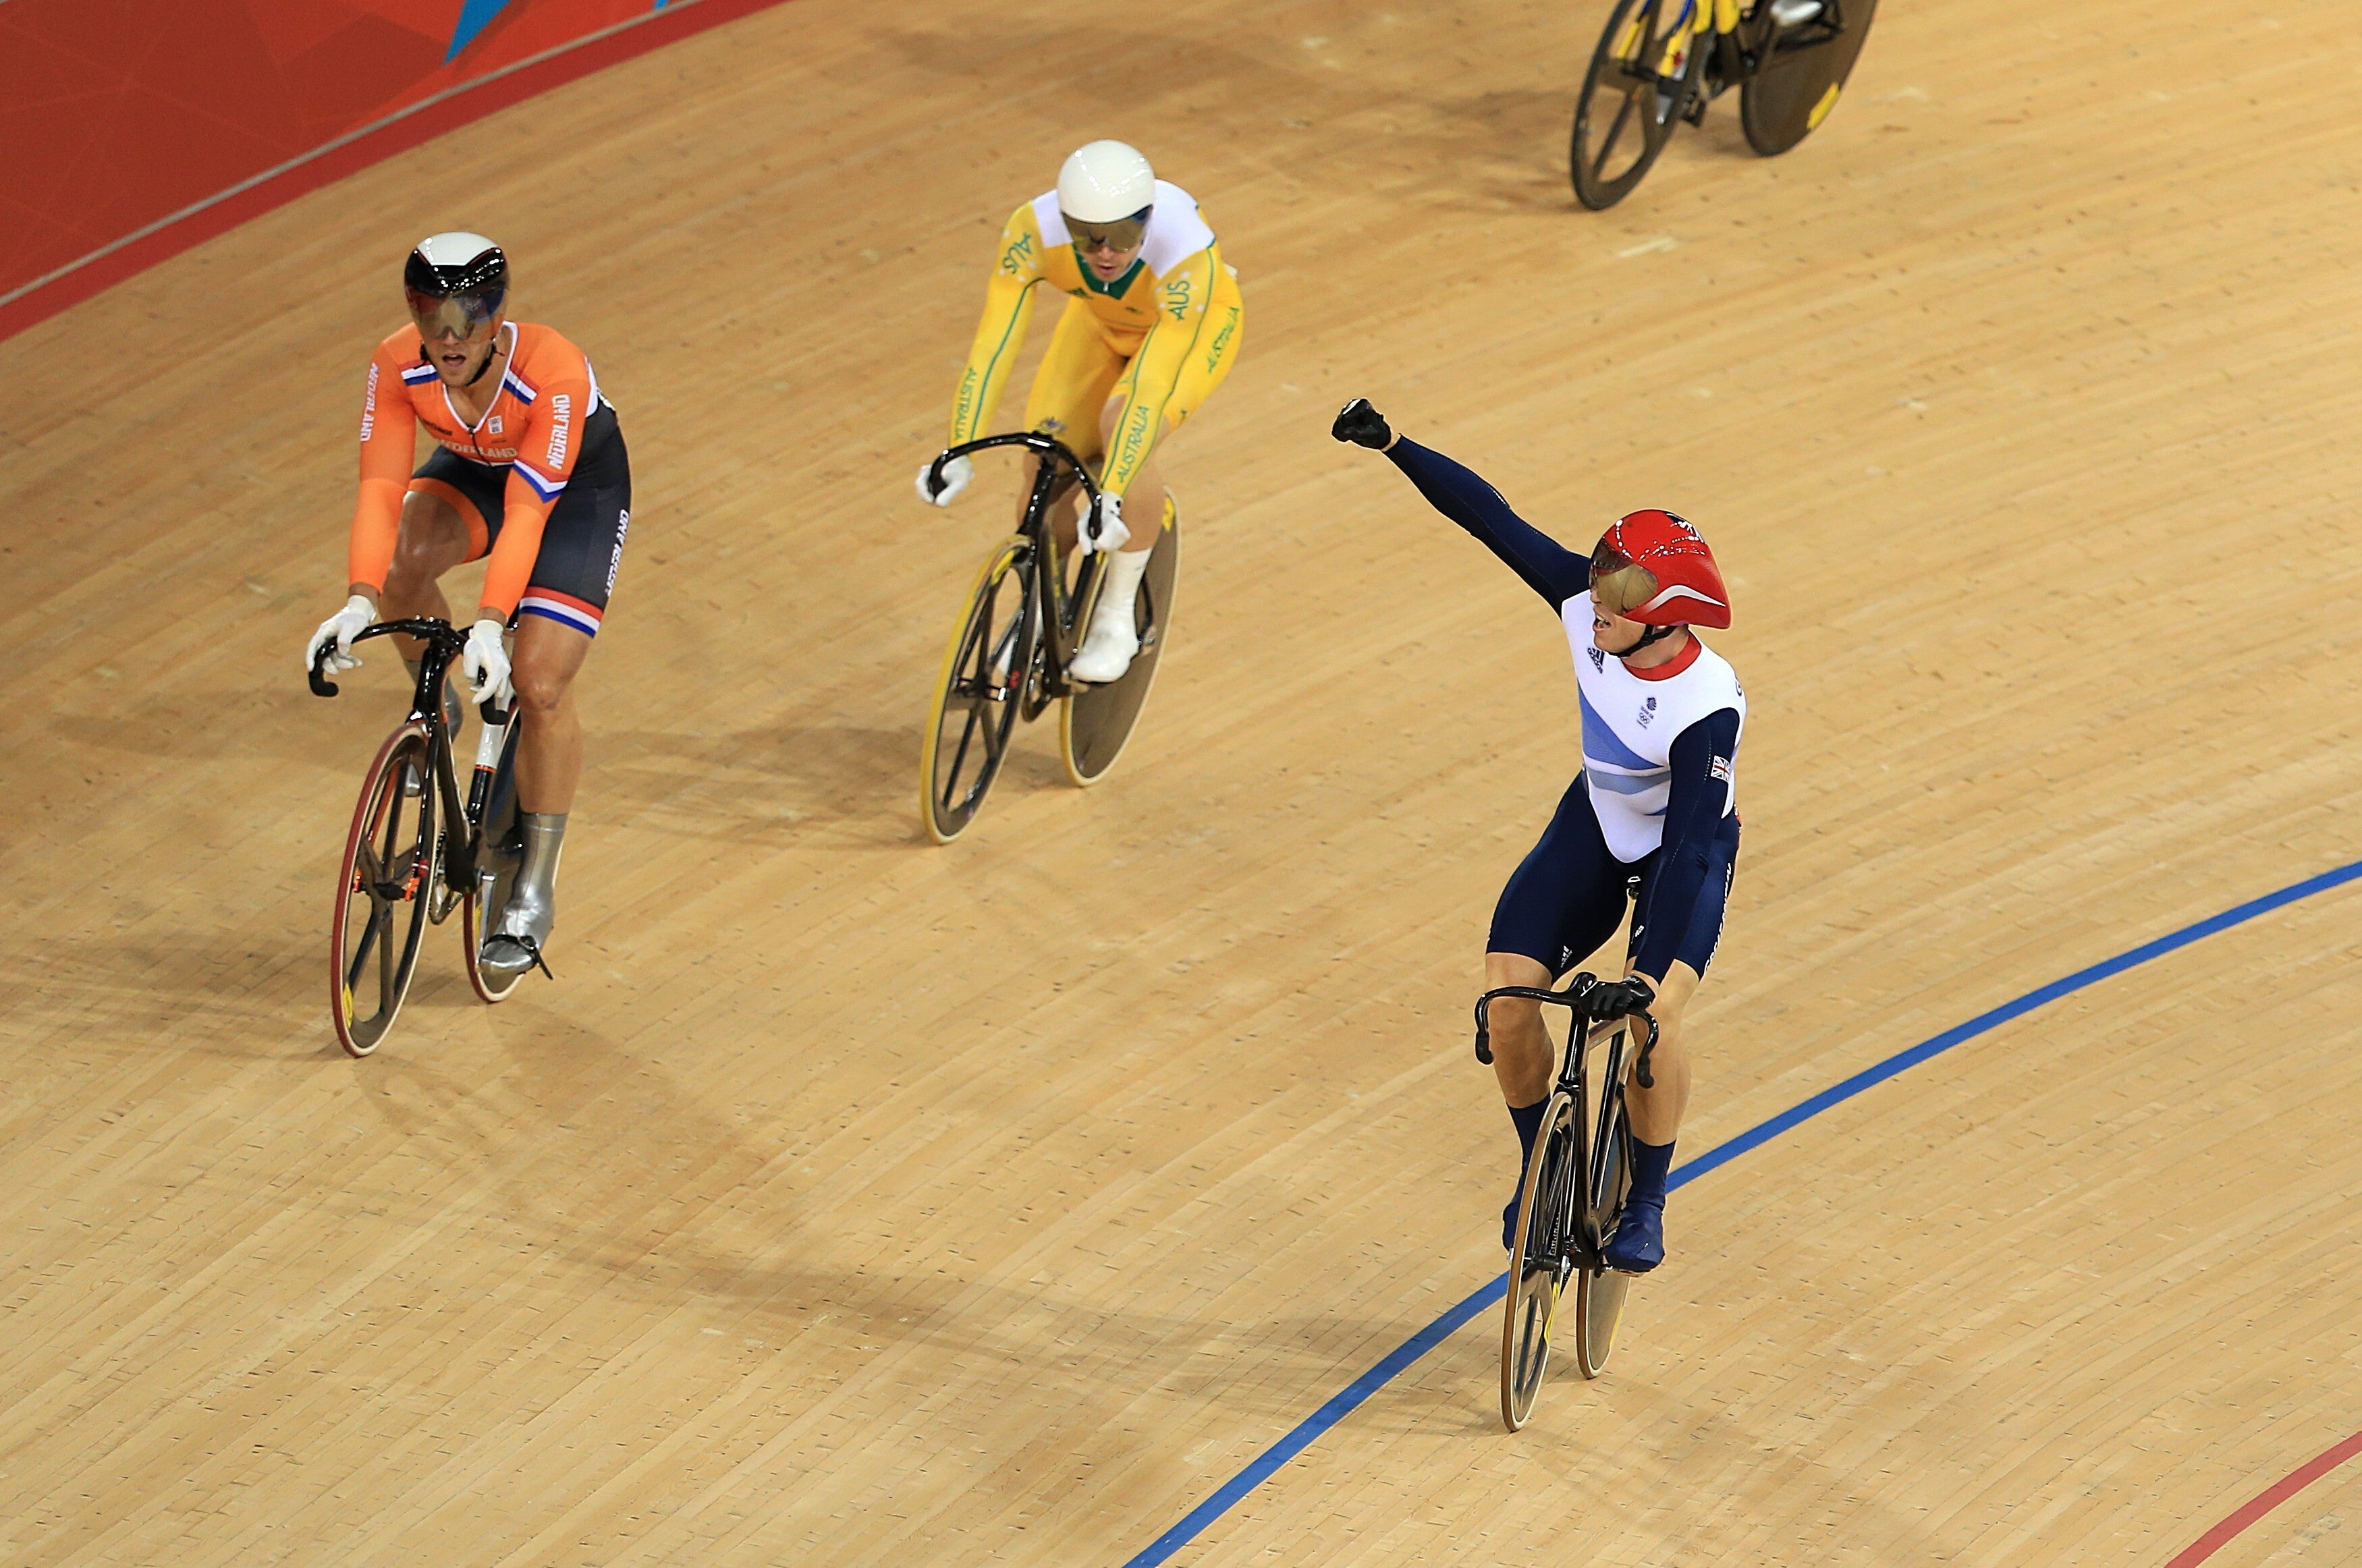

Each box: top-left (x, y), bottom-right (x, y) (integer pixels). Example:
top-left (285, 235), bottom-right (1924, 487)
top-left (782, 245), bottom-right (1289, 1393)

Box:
top-left (918, 140), bottom-right (1244, 682)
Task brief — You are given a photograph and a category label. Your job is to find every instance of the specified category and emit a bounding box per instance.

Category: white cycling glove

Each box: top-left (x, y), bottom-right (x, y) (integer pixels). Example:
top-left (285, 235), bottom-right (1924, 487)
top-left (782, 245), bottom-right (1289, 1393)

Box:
top-left (1080, 492), bottom-right (1130, 555)
top-left (462, 618), bottom-right (513, 707)
top-left (304, 594), bottom-right (377, 675)
top-left (916, 454), bottom-right (973, 507)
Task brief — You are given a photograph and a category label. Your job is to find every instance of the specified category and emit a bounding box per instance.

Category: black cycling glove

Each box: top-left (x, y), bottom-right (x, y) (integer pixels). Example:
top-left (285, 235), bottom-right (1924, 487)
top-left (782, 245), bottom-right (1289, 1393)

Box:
top-left (1331, 397), bottom-right (1393, 449)
top-left (1584, 974), bottom-right (1657, 1021)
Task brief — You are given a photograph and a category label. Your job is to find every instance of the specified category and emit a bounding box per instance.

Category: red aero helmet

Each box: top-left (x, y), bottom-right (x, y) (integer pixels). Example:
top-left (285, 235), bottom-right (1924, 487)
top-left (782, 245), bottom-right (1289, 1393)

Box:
top-left (1589, 508), bottom-right (1730, 629)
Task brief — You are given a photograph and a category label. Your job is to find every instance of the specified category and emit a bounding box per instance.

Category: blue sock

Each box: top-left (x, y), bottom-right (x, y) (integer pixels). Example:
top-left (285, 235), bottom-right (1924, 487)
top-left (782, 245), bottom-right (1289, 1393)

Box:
top-left (1627, 1137), bottom-right (1675, 1205)
top-left (1508, 1099), bottom-right (1548, 1167)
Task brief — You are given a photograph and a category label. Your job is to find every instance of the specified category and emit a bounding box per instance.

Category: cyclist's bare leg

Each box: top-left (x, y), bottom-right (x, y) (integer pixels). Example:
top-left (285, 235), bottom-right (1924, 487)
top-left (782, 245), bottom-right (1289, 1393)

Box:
top-left (375, 491), bottom-right (470, 663)
top-left (477, 613), bottom-right (588, 971)
top-left (507, 615), bottom-right (590, 814)
top-left (1483, 951), bottom-right (1558, 1106)
top-left (1625, 959), bottom-right (1697, 1145)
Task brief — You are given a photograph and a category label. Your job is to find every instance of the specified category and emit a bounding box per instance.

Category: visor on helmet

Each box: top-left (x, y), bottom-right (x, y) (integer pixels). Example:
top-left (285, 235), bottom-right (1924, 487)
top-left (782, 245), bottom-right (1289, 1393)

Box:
top-left (1064, 206), bottom-right (1151, 256)
top-left (405, 285), bottom-right (503, 341)
top-left (1589, 545), bottom-right (1660, 619)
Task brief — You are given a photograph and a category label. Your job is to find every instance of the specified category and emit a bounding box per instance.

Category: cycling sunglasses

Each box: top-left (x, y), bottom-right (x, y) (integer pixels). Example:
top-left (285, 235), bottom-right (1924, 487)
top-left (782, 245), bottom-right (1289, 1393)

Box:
top-left (1064, 206), bottom-right (1152, 255)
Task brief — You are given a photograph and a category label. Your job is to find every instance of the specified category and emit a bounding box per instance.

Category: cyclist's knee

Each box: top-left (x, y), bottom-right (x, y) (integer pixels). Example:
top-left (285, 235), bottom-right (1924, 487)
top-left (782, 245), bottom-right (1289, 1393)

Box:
top-left (389, 495), bottom-right (468, 589)
top-left (1487, 995), bottom-right (1545, 1046)
top-left (1486, 950), bottom-right (1552, 990)
top-left (1636, 959), bottom-right (1701, 1029)
top-left (507, 658), bottom-right (575, 717)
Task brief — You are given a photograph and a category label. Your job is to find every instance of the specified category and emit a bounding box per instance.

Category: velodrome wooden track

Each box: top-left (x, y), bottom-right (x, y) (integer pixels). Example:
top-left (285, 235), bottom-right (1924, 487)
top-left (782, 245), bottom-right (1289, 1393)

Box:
top-left (5, 0), bottom-right (2361, 1561)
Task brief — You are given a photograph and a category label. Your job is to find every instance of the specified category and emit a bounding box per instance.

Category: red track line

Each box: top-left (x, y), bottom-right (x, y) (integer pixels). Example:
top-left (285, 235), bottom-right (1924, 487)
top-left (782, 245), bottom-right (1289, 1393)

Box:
top-left (0, 0), bottom-right (794, 344)
top-left (2164, 1428), bottom-right (2362, 1568)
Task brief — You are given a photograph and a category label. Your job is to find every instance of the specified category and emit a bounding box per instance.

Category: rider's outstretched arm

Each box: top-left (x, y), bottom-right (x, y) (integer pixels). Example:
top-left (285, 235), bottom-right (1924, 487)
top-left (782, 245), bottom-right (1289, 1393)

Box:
top-left (945, 204), bottom-right (1046, 447)
top-left (1383, 437), bottom-right (1594, 610)
top-left (1628, 708), bottom-right (1740, 984)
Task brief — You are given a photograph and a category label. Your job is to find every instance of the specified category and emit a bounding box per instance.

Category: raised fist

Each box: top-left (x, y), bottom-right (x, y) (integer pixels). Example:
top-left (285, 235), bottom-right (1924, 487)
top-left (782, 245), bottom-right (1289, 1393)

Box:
top-left (1331, 397), bottom-right (1394, 451)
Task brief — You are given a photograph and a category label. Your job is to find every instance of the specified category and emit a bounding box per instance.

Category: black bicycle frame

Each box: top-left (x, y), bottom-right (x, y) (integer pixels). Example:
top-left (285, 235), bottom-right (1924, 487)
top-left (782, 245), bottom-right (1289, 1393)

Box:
top-left (1471, 971), bottom-right (1662, 1089)
top-left (1475, 972), bottom-right (1660, 1268)
top-left (927, 432), bottom-right (1109, 703)
top-left (310, 617), bottom-right (513, 895)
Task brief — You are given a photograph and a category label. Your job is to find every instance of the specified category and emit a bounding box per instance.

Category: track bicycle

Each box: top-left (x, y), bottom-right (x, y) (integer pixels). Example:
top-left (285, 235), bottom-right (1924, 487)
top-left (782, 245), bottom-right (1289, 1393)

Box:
top-left (1475, 971), bottom-right (1660, 1430)
top-left (308, 618), bottom-right (532, 1057)
top-left (917, 432), bottom-right (1179, 843)
top-left (1570, 0), bottom-right (1879, 209)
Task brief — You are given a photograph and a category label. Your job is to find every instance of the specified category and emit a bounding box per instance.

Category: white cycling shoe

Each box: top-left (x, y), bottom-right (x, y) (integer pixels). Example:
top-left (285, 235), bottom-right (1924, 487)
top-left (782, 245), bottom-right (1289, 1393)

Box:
top-left (1069, 617), bottom-right (1140, 685)
top-left (1068, 549), bottom-right (1151, 685)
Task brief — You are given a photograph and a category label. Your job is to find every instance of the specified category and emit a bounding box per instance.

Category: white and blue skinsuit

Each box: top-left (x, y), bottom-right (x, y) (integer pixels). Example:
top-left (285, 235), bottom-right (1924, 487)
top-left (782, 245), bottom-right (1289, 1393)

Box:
top-left (1383, 437), bottom-right (1745, 984)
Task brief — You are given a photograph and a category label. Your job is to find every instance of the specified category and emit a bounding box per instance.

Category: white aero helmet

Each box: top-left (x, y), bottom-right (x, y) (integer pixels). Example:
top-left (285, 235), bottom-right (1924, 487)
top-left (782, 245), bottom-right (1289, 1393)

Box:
top-left (1057, 140), bottom-right (1155, 224)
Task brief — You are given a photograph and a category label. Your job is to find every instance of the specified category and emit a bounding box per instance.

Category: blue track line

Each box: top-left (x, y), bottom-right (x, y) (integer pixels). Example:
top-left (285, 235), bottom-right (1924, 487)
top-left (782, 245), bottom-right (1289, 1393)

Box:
top-left (1120, 858), bottom-right (2362, 1568)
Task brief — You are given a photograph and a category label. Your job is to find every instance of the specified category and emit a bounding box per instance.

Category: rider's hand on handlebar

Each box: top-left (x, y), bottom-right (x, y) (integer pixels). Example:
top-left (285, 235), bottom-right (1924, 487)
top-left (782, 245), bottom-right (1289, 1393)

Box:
top-left (304, 593), bottom-right (377, 676)
top-left (1584, 974), bottom-right (1656, 1022)
top-left (462, 617), bottom-right (513, 707)
top-left (1331, 397), bottom-right (1395, 451)
top-left (916, 454), bottom-right (973, 507)
top-left (1080, 491), bottom-right (1130, 554)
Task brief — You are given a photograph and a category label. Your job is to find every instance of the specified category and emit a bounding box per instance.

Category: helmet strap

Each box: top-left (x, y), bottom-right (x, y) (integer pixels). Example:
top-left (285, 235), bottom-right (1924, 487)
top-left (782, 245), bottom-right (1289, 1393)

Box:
top-left (1614, 622), bottom-right (1683, 660)
top-left (462, 325), bottom-right (504, 388)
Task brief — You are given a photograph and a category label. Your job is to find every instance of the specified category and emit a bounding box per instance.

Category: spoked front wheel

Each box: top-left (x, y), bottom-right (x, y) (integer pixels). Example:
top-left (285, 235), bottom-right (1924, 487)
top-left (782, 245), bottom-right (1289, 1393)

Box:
top-left (921, 536), bottom-right (1037, 843)
top-left (329, 723), bottom-right (438, 1057)
top-left (1571, 0), bottom-right (1704, 210)
top-left (1739, 0), bottom-right (1878, 156)
top-left (1061, 503), bottom-right (1179, 787)
top-left (1501, 1090), bottom-right (1581, 1431)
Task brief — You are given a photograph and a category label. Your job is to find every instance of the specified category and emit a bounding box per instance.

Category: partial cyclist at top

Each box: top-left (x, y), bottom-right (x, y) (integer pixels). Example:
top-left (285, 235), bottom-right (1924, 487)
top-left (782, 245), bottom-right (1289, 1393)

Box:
top-left (917, 140), bottom-right (1244, 684)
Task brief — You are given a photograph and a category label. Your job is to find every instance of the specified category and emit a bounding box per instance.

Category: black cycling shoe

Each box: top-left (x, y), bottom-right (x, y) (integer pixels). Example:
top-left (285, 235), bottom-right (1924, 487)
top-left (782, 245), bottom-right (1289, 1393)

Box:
top-left (1603, 1196), bottom-right (1666, 1274)
top-left (1502, 1192), bottom-right (1520, 1254)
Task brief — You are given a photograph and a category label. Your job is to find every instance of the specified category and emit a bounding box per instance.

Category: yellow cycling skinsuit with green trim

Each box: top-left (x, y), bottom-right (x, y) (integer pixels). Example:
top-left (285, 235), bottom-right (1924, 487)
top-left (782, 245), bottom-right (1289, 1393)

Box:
top-left (946, 179), bottom-right (1243, 499)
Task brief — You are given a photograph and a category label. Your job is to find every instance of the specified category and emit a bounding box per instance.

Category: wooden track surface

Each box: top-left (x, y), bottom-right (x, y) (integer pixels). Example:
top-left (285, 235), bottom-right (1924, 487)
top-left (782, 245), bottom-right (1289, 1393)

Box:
top-left (4, 0), bottom-right (2360, 1562)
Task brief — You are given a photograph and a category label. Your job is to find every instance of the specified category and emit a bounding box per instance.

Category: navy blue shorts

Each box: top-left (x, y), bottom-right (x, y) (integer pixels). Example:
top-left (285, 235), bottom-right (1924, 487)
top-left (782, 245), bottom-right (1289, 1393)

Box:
top-left (1488, 774), bottom-right (1739, 979)
top-left (410, 401), bottom-right (631, 636)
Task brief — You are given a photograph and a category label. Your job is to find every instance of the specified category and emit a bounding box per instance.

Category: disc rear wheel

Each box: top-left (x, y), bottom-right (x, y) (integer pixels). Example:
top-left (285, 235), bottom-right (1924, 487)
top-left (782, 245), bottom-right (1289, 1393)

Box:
top-left (1501, 1092), bottom-right (1580, 1430)
top-left (921, 537), bottom-right (1037, 843)
top-left (1571, 0), bottom-right (1703, 210)
top-left (330, 723), bottom-right (437, 1057)
top-left (1061, 504), bottom-right (1178, 786)
top-left (1739, 0), bottom-right (1878, 155)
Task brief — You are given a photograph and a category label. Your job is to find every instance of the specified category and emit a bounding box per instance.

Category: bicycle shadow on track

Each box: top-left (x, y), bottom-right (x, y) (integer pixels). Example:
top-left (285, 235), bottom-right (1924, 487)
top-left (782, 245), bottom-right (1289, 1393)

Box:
top-left (46, 683), bottom-right (389, 768)
top-left (344, 1011), bottom-right (1326, 1408)
top-left (0, 931), bottom-right (324, 1052)
top-left (595, 722), bottom-right (914, 847)
top-left (1405, 87), bottom-right (1584, 215)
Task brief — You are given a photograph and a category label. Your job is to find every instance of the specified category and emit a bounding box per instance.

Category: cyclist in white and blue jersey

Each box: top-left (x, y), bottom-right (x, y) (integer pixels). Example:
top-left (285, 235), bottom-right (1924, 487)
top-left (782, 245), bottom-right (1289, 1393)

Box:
top-left (1334, 397), bottom-right (1745, 1274)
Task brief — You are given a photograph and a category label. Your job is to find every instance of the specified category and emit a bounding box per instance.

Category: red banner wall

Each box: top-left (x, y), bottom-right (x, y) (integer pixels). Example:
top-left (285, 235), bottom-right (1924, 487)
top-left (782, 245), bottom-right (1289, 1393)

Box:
top-left (0, 0), bottom-right (786, 339)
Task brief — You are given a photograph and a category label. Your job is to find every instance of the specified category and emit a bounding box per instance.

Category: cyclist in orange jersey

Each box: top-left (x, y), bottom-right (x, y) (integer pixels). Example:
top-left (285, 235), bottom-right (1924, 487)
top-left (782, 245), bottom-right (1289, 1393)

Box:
top-left (304, 233), bottom-right (631, 983)
top-left (918, 139), bottom-right (1243, 683)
